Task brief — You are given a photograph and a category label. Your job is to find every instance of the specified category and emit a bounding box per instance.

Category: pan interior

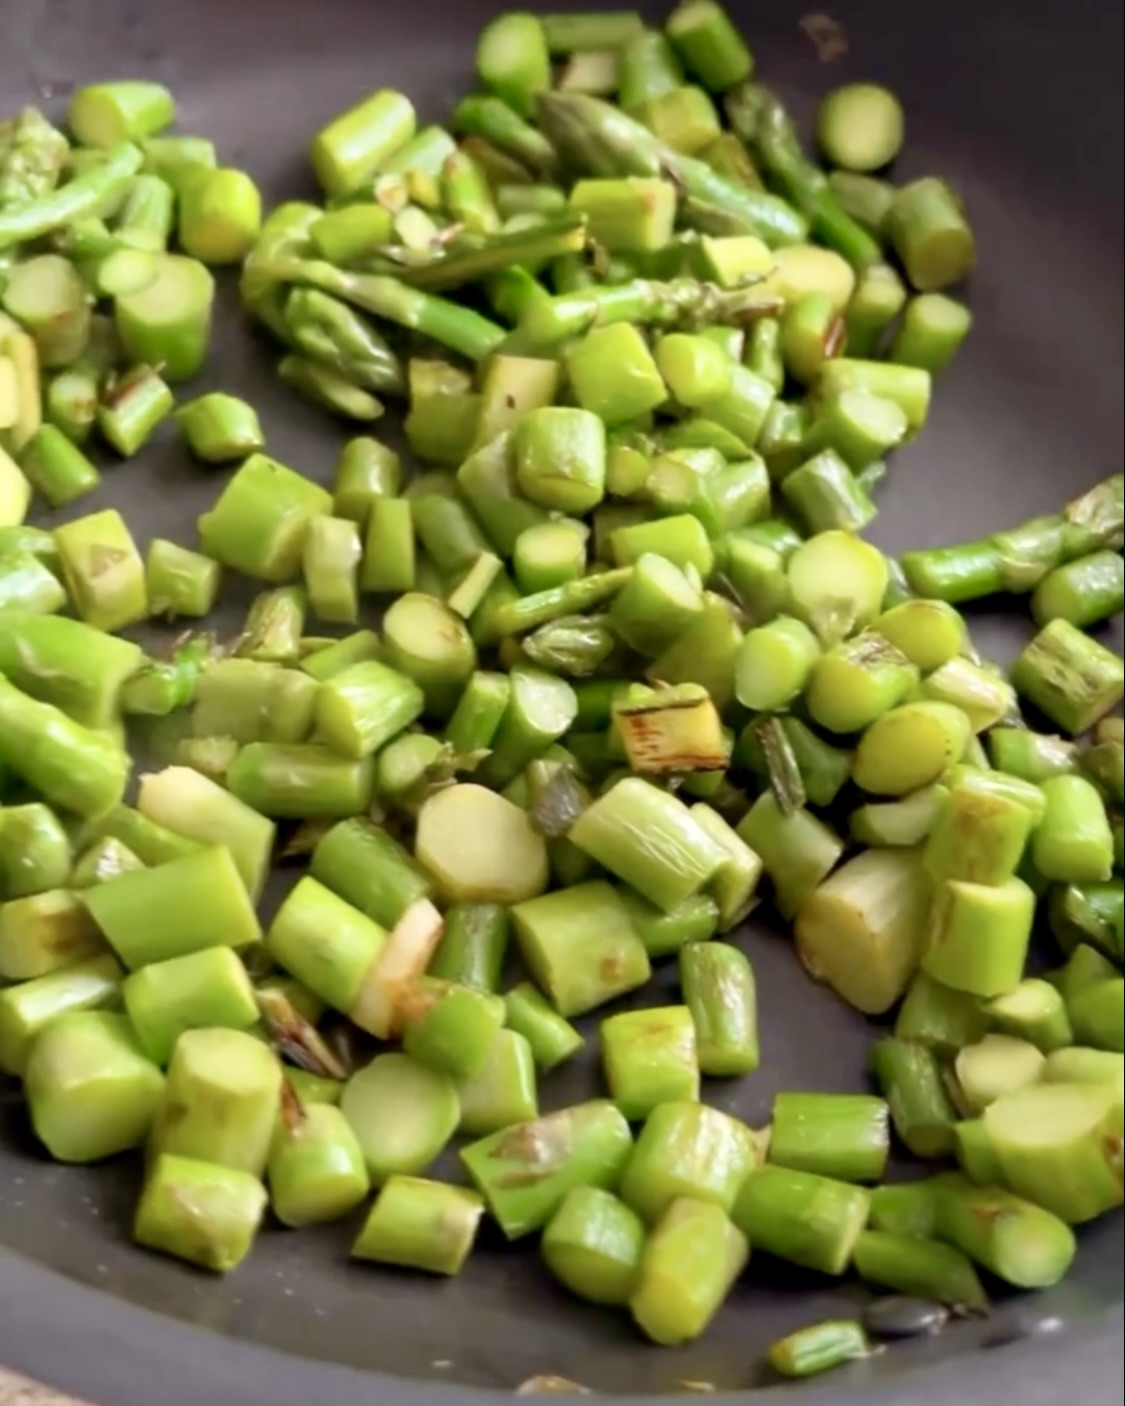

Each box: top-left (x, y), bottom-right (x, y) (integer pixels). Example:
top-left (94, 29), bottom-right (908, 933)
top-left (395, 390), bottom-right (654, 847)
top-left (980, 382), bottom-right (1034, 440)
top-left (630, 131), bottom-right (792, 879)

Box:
top-left (1, 0), bottom-right (1121, 1394)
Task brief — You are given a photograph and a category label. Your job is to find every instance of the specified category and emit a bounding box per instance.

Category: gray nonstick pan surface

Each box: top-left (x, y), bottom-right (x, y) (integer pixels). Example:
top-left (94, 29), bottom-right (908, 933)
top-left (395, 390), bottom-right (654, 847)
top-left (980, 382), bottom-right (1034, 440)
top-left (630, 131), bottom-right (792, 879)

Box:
top-left (1, 1), bottom-right (1122, 1404)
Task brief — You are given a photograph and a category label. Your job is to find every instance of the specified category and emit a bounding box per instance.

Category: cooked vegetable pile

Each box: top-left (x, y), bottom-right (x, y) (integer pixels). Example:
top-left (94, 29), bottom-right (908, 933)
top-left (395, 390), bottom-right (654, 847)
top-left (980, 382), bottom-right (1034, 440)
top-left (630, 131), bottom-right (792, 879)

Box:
top-left (1, 1), bottom-right (1123, 1380)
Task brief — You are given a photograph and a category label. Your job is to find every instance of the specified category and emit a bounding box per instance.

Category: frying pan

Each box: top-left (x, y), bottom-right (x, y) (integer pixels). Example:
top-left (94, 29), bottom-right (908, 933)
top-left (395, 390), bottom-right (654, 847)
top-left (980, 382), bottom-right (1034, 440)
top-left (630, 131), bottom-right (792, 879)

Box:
top-left (1, 1), bottom-right (1122, 1403)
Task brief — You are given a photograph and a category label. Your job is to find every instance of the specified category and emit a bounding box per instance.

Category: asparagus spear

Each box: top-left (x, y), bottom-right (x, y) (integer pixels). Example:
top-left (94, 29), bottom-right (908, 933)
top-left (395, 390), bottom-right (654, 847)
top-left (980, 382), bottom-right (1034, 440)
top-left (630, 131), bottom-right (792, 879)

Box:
top-left (537, 91), bottom-right (807, 247)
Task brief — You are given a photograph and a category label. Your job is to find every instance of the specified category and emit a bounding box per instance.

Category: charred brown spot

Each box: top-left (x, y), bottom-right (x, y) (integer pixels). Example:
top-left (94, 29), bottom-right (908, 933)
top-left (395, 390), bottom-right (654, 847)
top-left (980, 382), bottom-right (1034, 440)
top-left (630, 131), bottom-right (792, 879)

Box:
top-left (258, 991), bottom-right (348, 1080)
top-left (823, 315), bottom-right (847, 360)
top-left (279, 1078), bottom-right (308, 1133)
top-left (800, 13), bottom-right (849, 62)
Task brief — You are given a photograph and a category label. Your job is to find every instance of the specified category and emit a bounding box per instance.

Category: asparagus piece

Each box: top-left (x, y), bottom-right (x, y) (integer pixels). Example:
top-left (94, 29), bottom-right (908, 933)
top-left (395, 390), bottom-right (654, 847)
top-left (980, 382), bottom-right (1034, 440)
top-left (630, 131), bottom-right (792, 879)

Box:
top-left (935, 1176), bottom-right (1077, 1287)
top-left (461, 1101), bottom-right (633, 1239)
top-left (83, 845), bottom-right (261, 969)
top-left (3, 255), bottom-right (91, 369)
top-left (619, 1101), bottom-right (759, 1224)
top-left (266, 876), bottom-right (387, 1021)
top-left (399, 979), bottom-right (506, 1080)
top-left (352, 1175), bottom-right (484, 1275)
top-left (733, 1164), bottom-right (870, 1274)
top-left (53, 507), bottom-right (147, 632)
top-left (428, 903), bottom-right (508, 993)
top-left (416, 782), bottom-right (549, 904)
top-left (885, 178), bottom-right (975, 291)
top-left (542, 1185), bottom-right (645, 1307)
top-left (867, 1179), bottom-right (951, 1239)
top-left (512, 881), bottom-right (651, 1016)
top-left (175, 392), bottom-right (264, 463)
top-left (0, 551), bottom-right (65, 614)
top-left (1042, 1047), bottom-right (1124, 1100)
top-left (252, 256), bottom-right (506, 361)
top-left (134, 1153), bottom-right (267, 1273)
top-left (895, 971), bottom-right (987, 1056)
top-left (145, 540), bottom-right (222, 619)
top-left (667, 2), bottom-right (754, 92)
top-left (629, 1198), bottom-right (747, 1346)
top-left (19, 425), bottom-right (99, 508)
top-left (381, 593), bottom-right (475, 717)
top-left (569, 777), bottom-right (723, 912)
top-left (817, 83), bottom-right (904, 171)
top-left (120, 948), bottom-right (259, 1067)
top-left (805, 633), bottom-right (919, 736)
top-left (768, 1093), bottom-right (890, 1184)
top-left (601, 1006), bottom-right (699, 1121)
top-left (901, 477), bottom-right (1124, 603)
top-left (541, 12), bottom-right (644, 53)
top-left (726, 84), bottom-right (881, 265)
top-left (679, 941), bottom-right (759, 1076)
top-left (0, 889), bottom-right (106, 982)
top-left (142, 134), bottom-right (217, 190)
top-left (954, 1035), bottom-right (1045, 1113)
top-left (288, 292), bottom-right (402, 399)
top-left (0, 677), bottom-right (130, 819)
top-left (870, 1037), bottom-right (958, 1159)
top-left (1068, 979), bottom-right (1124, 1054)
top-left (0, 802), bottom-right (71, 899)
top-left (178, 166), bottom-right (262, 265)
top-left (1032, 775), bottom-right (1114, 884)
top-left (456, 1028), bottom-right (538, 1135)
top-left (340, 1052), bottom-right (459, 1183)
top-left (85, 804), bottom-right (202, 867)
top-left (0, 953), bottom-right (123, 1078)
top-left (197, 452), bottom-right (332, 583)
top-left (332, 437), bottom-right (401, 526)
top-left (739, 792), bottom-right (844, 922)
top-left (349, 899), bottom-right (445, 1041)
top-left (0, 107), bottom-right (69, 207)
top-left (311, 817), bottom-right (434, 929)
top-left (314, 658), bottom-right (424, 759)
top-left (137, 766), bottom-right (275, 902)
top-left (690, 804), bottom-right (763, 931)
top-left (504, 983), bottom-right (585, 1072)
top-left (1031, 549), bottom-right (1124, 630)
top-left (146, 1027), bottom-right (281, 1177)
top-left (854, 1230), bottom-right (988, 1313)
top-left (25, 1011), bottom-right (164, 1163)
top-left (922, 772), bottom-right (1036, 887)
top-left (228, 743), bottom-right (376, 819)
top-left (268, 1102), bottom-right (369, 1228)
top-left (309, 89), bottom-right (416, 196)
top-left (766, 1321), bottom-right (870, 1379)
top-left (853, 701), bottom-right (972, 797)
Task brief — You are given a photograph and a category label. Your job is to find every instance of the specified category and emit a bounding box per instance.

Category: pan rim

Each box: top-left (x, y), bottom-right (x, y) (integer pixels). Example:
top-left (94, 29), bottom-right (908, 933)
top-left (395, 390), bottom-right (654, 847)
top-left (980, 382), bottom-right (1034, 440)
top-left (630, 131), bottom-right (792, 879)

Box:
top-left (2, 1244), bottom-right (1122, 1406)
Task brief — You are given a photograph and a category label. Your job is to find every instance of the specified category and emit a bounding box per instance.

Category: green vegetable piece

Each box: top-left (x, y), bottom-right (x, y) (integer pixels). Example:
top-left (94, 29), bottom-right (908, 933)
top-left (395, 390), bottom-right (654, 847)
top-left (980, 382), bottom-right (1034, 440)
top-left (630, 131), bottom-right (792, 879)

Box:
top-left (198, 452), bottom-right (333, 583)
top-left (619, 1101), bottom-right (759, 1224)
top-left (26, 1011), bottom-right (164, 1163)
top-left (601, 1006), bottom-right (699, 1121)
top-left (732, 1164), bottom-right (870, 1274)
top-left (134, 1153), bottom-right (267, 1273)
top-left (769, 1092), bottom-right (890, 1184)
top-left (0, 954), bottom-right (123, 1078)
top-left (541, 1186), bottom-right (645, 1306)
top-left (629, 1197), bottom-right (747, 1346)
top-left (83, 845), bottom-right (260, 970)
top-left (352, 1175), bottom-right (484, 1275)
top-left (121, 948), bottom-right (259, 1067)
top-left (340, 1052), bottom-right (459, 1183)
top-left (268, 1103), bottom-right (369, 1228)
top-left (679, 941), bottom-right (759, 1077)
top-left (512, 880), bottom-right (651, 1017)
top-left (461, 1100), bottom-right (633, 1239)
